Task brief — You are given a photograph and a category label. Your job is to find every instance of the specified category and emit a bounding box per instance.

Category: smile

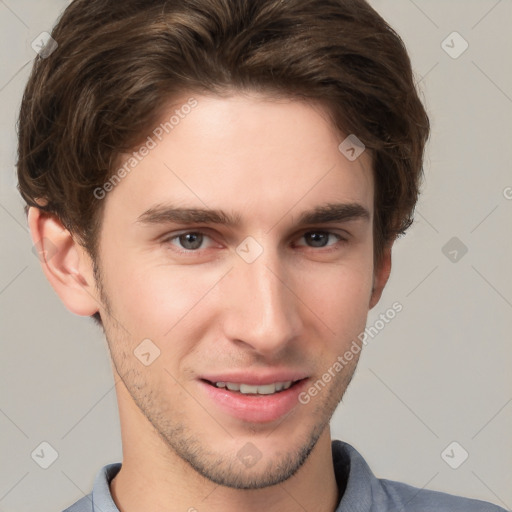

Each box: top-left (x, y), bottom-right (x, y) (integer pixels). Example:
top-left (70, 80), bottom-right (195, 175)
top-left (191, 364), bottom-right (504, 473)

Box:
top-left (211, 380), bottom-right (295, 395)
top-left (199, 378), bottom-right (309, 423)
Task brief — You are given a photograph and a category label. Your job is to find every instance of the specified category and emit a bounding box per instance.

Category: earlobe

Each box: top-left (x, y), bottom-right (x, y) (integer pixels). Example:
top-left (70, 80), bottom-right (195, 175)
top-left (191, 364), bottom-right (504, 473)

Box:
top-left (27, 206), bottom-right (100, 317)
top-left (369, 244), bottom-right (393, 309)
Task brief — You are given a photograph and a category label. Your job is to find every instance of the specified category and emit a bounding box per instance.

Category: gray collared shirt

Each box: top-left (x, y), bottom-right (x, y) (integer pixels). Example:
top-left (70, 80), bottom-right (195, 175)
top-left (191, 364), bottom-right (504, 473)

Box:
top-left (62, 440), bottom-right (507, 511)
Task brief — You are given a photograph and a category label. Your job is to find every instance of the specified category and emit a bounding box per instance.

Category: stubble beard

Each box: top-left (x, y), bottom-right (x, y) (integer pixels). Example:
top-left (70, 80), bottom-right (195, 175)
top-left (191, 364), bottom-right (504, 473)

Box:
top-left (94, 263), bottom-right (358, 490)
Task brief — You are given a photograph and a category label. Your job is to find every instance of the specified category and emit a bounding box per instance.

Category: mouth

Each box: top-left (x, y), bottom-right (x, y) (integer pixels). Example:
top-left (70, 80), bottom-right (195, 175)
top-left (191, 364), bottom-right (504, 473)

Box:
top-left (202, 379), bottom-right (304, 395)
top-left (198, 377), bottom-right (310, 423)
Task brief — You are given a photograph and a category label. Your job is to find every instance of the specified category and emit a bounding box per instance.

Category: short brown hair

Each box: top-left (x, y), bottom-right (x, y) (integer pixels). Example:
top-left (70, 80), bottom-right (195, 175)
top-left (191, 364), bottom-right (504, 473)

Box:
top-left (17, 0), bottom-right (429, 326)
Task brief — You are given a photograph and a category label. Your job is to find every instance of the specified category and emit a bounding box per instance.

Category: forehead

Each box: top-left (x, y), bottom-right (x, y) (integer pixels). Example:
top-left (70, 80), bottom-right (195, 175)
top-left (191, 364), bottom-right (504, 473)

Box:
top-left (102, 92), bottom-right (374, 230)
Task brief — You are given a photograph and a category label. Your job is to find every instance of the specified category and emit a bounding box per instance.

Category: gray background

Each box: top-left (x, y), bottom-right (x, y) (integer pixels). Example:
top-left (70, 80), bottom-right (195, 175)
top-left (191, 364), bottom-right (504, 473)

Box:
top-left (1, 1), bottom-right (511, 511)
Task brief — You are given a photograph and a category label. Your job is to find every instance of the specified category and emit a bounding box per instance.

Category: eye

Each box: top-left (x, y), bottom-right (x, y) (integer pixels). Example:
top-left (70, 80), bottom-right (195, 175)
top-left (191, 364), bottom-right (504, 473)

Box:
top-left (161, 229), bottom-right (347, 256)
top-left (295, 231), bottom-right (346, 249)
top-left (164, 231), bottom-right (213, 252)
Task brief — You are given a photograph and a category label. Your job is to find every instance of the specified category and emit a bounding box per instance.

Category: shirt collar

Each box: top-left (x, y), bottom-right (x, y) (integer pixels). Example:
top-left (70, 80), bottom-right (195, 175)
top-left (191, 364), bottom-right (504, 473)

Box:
top-left (91, 462), bottom-right (121, 512)
top-left (91, 441), bottom-right (378, 512)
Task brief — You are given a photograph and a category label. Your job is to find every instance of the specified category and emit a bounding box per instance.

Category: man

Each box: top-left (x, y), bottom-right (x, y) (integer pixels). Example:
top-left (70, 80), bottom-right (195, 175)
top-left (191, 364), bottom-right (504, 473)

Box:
top-left (16, 0), bottom-right (506, 510)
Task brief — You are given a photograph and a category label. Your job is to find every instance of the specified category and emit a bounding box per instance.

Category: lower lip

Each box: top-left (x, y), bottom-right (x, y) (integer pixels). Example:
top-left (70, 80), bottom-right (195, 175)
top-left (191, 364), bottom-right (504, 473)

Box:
top-left (199, 379), bottom-right (309, 423)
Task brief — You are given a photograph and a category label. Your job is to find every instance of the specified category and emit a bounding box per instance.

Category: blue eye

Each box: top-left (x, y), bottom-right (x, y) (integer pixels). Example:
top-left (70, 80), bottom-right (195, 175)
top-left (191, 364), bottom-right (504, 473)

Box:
top-left (298, 231), bottom-right (343, 248)
top-left (167, 232), bottom-right (210, 251)
top-left (162, 229), bottom-right (347, 256)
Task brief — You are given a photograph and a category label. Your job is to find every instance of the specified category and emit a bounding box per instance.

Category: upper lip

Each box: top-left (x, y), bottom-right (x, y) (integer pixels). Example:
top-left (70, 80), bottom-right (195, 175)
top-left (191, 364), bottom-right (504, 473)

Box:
top-left (200, 371), bottom-right (309, 386)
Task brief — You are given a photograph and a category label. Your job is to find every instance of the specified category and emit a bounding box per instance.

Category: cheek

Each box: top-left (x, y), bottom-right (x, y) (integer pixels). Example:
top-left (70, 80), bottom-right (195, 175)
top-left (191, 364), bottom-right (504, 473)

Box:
top-left (298, 260), bottom-right (374, 339)
top-left (101, 240), bottom-right (374, 349)
top-left (105, 256), bottom-right (221, 337)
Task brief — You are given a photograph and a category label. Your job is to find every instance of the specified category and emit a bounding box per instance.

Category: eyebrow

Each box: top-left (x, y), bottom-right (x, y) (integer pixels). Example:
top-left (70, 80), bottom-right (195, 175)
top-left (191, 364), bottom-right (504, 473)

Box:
top-left (135, 201), bottom-right (370, 228)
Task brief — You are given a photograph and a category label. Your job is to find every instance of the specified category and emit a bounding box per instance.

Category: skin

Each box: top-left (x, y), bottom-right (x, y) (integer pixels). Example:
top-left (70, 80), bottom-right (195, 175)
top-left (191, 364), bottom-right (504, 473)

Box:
top-left (28, 91), bottom-right (392, 512)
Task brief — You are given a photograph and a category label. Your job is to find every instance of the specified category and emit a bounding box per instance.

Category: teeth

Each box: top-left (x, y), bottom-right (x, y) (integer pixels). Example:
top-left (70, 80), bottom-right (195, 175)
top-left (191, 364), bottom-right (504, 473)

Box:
top-left (215, 381), bottom-right (294, 395)
top-left (240, 384), bottom-right (259, 394)
top-left (254, 383), bottom-right (277, 395)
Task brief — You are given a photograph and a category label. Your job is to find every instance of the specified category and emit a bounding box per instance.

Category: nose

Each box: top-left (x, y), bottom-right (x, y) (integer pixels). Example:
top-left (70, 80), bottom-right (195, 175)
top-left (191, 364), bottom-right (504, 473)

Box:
top-left (221, 244), bottom-right (303, 357)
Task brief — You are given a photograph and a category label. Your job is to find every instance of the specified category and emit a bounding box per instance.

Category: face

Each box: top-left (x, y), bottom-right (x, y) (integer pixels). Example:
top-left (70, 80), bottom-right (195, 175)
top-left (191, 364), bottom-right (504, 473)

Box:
top-left (93, 92), bottom-right (386, 489)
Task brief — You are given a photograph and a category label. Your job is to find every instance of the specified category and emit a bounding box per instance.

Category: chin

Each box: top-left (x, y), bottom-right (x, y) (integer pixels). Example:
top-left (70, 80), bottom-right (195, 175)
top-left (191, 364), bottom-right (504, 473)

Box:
top-left (170, 419), bottom-right (328, 490)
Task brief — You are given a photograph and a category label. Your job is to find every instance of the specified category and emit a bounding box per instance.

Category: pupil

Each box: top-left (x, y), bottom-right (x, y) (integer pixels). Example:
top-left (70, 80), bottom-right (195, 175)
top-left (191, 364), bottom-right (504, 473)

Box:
top-left (181, 233), bottom-right (202, 250)
top-left (308, 232), bottom-right (327, 247)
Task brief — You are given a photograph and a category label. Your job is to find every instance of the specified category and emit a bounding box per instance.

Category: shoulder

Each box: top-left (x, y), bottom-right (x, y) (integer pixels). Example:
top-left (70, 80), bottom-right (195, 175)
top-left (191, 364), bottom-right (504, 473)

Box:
top-left (380, 478), bottom-right (507, 511)
top-left (332, 440), bottom-right (507, 512)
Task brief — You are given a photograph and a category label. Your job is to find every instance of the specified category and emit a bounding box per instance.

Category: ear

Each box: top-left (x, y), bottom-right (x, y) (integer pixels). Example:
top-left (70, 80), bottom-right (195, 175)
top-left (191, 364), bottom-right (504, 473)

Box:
top-left (27, 206), bottom-right (100, 317)
top-left (369, 243), bottom-right (393, 309)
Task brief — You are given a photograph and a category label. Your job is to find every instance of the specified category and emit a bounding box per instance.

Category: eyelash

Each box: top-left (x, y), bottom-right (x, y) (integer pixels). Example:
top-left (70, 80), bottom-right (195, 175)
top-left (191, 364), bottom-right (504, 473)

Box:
top-left (161, 229), bottom-right (348, 256)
